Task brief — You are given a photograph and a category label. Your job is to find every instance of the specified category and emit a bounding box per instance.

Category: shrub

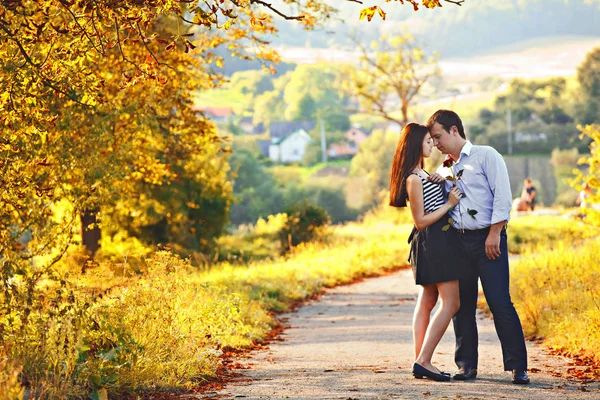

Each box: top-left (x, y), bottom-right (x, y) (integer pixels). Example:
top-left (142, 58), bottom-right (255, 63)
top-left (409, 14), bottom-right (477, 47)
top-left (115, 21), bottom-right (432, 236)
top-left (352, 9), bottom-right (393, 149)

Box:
top-left (278, 202), bottom-right (330, 253)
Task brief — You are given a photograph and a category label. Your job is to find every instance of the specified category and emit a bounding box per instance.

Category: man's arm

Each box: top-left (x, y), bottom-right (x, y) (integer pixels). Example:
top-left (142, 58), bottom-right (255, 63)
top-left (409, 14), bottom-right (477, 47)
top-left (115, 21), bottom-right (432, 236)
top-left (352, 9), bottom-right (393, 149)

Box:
top-left (485, 149), bottom-right (512, 260)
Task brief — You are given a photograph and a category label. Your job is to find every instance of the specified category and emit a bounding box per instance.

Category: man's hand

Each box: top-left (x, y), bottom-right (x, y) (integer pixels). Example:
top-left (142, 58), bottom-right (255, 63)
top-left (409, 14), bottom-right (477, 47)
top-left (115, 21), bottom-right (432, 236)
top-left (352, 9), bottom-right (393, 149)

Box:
top-left (428, 173), bottom-right (445, 184)
top-left (485, 232), bottom-right (501, 260)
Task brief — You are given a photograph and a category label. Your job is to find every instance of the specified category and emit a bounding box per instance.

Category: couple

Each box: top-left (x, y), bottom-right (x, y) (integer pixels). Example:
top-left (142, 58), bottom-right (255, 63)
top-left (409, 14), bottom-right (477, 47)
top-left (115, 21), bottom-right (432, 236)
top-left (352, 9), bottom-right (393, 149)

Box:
top-left (389, 110), bottom-right (529, 384)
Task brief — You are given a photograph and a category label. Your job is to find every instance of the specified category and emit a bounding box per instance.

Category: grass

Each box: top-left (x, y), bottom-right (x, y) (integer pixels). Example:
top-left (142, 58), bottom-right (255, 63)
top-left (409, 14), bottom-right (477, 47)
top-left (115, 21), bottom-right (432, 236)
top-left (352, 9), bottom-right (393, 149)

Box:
top-left (193, 88), bottom-right (245, 111)
top-left (511, 237), bottom-right (600, 364)
top-left (5, 209), bottom-right (600, 397)
top-left (507, 214), bottom-right (598, 254)
top-left (2, 216), bottom-right (413, 398)
top-left (303, 159), bottom-right (351, 178)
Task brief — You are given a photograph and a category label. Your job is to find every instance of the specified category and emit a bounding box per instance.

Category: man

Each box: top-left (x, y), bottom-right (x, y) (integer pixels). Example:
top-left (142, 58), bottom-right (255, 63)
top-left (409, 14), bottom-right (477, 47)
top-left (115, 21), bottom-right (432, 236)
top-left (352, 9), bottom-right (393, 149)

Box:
top-left (427, 109), bottom-right (529, 384)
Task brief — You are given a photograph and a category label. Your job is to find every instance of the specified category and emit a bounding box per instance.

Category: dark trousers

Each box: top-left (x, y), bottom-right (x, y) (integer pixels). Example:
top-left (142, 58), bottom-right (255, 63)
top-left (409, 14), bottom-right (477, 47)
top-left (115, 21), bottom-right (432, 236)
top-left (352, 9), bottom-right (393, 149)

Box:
top-left (452, 228), bottom-right (528, 371)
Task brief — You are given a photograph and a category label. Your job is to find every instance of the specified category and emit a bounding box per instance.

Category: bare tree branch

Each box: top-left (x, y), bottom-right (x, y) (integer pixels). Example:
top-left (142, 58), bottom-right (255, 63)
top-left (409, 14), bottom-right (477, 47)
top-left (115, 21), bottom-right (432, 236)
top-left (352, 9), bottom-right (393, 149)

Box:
top-left (444, 0), bottom-right (465, 6)
top-left (250, 0), bottom-right (305, 20)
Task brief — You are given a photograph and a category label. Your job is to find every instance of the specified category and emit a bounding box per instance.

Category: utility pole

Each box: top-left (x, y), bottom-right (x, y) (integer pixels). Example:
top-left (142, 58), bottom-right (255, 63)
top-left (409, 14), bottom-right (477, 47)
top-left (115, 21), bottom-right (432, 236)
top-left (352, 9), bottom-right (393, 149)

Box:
top-left (506, 108), bottom-right (513, 155)
top-left (320, 119), bottom-right (327, 163)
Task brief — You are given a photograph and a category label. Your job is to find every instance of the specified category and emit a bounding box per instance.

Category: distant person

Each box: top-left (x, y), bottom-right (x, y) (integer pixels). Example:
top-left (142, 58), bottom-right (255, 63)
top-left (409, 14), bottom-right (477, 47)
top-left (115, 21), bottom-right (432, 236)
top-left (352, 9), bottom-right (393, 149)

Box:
top-left (426, 109), bottom-right (530, 384)
top-left (389, 122), bottom-right (462, 382)
top-left (520, 178), bottom-right (537, 211)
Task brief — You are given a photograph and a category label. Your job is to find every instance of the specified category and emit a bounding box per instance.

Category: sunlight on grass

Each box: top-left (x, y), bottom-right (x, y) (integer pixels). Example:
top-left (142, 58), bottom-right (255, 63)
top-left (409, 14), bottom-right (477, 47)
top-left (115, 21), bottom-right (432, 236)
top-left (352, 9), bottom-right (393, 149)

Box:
top-left (507, 214), bottom-right (598, 254)
top-left (511, 238), bottom-right (600, 363)
top-left (6, 210), bottom-right (600, 396)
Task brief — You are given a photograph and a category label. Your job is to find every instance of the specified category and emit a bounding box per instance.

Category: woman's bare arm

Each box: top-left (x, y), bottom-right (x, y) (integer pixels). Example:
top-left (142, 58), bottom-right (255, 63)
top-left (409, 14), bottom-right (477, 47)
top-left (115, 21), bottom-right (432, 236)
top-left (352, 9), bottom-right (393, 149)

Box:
top-left (406, 175), bottom-right (461, 231)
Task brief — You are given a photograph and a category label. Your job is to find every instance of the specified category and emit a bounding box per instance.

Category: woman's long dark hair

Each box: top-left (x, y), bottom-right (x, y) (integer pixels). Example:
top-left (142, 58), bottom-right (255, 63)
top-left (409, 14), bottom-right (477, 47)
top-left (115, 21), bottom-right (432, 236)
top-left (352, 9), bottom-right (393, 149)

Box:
top-left (389, 123), bottom-right (429, 207)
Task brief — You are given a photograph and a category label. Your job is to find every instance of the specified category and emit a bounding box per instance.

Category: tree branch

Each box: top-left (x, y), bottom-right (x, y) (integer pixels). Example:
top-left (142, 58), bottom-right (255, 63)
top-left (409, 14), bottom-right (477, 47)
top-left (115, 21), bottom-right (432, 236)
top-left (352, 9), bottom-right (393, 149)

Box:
top-left (114, 17), bottom-right (148, 77)
top-left (58, 0), bottom-right (104, 56)
top-left (249, 0), bottom-right (305, 20)
top-left (444, 0), bottom-right (465, 6)
top-left (134, 21), bottom-right (175, 70)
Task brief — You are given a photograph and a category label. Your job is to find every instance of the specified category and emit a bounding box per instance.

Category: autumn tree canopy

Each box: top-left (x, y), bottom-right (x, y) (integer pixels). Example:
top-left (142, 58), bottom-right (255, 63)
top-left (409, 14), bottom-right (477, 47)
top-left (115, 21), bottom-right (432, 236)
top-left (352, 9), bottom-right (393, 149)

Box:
top-left (0, 0), bottom-right (466, 276)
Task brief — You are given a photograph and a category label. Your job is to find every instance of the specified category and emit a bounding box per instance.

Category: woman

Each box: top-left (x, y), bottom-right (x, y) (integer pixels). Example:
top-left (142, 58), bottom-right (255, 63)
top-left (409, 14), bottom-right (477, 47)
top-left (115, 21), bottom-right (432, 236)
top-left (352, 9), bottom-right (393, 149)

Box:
top-left (389, 123), bottom-right (462, 382)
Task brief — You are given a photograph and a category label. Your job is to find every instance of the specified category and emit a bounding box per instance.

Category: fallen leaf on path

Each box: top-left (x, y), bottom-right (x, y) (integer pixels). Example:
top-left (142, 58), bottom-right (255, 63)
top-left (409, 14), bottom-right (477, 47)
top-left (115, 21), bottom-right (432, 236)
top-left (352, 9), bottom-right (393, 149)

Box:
top-left (529, 368), bottom-right (541, 373)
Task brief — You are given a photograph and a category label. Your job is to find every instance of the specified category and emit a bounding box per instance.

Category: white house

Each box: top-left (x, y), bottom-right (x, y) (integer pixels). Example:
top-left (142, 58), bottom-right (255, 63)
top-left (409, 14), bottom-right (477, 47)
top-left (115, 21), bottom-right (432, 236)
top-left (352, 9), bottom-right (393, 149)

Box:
top-left (269, 129), bottom-right (312, 163)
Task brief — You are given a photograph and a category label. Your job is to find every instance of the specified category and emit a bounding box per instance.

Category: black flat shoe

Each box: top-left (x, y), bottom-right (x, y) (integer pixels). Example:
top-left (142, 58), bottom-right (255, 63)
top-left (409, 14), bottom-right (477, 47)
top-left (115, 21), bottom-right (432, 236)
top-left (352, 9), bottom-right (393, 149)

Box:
top-left (412, 363), bottom-right (451, 382)
top-left (452, 366), bottom-right (478, 380)
top-left (512, 369), bottom-right (530, 384)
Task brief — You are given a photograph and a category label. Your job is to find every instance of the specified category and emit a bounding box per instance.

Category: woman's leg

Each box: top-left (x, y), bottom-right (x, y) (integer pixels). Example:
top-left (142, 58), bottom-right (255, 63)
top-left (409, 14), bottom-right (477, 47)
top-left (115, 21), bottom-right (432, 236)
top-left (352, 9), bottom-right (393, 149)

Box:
top-left (415, 280), bottom-right (460, 372)
top-left (413, 284), bottom-right (439, 360)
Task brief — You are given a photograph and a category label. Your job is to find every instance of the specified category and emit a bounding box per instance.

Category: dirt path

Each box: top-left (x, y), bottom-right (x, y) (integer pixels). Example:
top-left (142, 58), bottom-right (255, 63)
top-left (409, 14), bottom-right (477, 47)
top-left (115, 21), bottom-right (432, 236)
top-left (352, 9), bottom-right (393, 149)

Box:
top-left (207, 269), bottom-right (599, 400)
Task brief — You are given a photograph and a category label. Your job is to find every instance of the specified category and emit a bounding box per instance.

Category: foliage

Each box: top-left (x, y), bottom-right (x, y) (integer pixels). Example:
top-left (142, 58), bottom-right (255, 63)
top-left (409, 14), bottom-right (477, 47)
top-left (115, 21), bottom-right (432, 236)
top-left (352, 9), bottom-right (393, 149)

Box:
top-left (344, 33), bottom-right (439, 126)
top-left (551, 147), bottom-right (581, 207)
top-left (495, 78), bottom-right (573, 124)
top-left (2, 212), bottom-right (415, 396)
top-left (305, 181), bottom-right (360, 224)
top-left (229, 149), bottom-right (284, 225)
top-left (575, 47), bottom-right (600, 125)
top-left (470, 77), bottom-right (583, 154)
top-left (215, 214), bottom-right (287, 262)
top-left (350, 129), bottom-right (399, 207)
top-left (293, 93), bottom-right (318, 121)
top-left (359, 0), bottom-right (462, 22)
top-left (279, 202), bottom-right (330, 253)
top-left (511, 238), bottom-right (600, 363)
top-left (573, 124), bottom-right (600, 224)
top-left (251, 64), bottom-right (352, 131)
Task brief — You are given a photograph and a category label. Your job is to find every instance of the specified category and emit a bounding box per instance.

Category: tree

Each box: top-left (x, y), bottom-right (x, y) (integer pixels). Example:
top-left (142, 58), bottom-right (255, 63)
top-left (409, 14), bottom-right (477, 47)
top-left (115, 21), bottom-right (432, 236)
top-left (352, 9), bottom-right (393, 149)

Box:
top-left (574, 124), bottom-right (600, 224)
top-left (345, 34), bottom-right (439, 127)
top-left (350, 129), bottom-right (399, 206)
top-left (294, 94), bottom-right (318, 121)
top-left (575, 47), bottom-right (600, 125)
top-left (229, 149), bottom-right (284, 225)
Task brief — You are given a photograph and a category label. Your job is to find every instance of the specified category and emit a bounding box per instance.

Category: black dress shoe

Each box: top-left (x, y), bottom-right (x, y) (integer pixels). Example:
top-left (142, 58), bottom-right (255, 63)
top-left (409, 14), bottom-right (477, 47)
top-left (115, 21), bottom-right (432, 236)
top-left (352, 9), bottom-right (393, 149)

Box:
top-left (412, 363), bottom-right (451, 382)
top-left (452, 366), bottom-right (478, 380)
top-left (512, 369), bottom-right (530, 384)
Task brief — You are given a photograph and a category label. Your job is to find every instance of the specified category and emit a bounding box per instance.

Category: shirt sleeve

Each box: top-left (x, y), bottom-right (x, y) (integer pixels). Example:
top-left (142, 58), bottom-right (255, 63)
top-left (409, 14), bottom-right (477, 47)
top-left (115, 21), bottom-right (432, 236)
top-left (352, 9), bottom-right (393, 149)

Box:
top-left (484, 148), bottom-right (513, 224)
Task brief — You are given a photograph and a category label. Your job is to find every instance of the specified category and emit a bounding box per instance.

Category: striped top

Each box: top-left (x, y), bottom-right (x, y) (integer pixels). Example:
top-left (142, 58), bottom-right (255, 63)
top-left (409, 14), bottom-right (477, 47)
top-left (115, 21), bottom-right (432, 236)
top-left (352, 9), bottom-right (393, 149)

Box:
top-left (408, 172), bottom-right (445, 213)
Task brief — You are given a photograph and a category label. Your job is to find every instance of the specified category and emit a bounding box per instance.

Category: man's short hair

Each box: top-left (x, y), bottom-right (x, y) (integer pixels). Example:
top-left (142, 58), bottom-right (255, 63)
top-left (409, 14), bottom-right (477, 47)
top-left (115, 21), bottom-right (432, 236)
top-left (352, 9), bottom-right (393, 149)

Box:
top-left (427, 109), bottom-right (466, 139)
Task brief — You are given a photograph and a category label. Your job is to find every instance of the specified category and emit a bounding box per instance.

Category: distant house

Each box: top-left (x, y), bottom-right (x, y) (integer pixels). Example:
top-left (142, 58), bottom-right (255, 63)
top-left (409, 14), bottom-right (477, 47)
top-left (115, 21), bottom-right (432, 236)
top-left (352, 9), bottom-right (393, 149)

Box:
top-left (239, 117), bottom-right (254, 134)
top-left (269, 121), bottom-right (316, 139)
top-left (192, 106), bottom-right (234, 122)
top-left (252, 122), bottom-right (266, 135)
top-left (515, 131), bottom-right (548, 143)
top-left (269, 129), bottom-right (312, 163)
top-left (328, 126), bottom-right (371, 158)
top-left (257, 139), bottom-right (270, 157)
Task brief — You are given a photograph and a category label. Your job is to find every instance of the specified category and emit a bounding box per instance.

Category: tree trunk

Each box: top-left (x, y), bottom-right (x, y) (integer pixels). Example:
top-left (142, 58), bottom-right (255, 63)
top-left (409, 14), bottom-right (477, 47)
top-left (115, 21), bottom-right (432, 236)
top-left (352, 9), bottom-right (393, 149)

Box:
top-left (401, 102), bottom-right (409, 127)
top-left (81, 208), bottom-right (101, 260)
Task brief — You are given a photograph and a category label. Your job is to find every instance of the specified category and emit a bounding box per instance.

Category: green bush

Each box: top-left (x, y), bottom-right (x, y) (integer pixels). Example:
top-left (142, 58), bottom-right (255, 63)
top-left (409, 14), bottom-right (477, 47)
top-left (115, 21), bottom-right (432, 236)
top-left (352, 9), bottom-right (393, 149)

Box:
top-left (278, 202), bottom-right (330, 253)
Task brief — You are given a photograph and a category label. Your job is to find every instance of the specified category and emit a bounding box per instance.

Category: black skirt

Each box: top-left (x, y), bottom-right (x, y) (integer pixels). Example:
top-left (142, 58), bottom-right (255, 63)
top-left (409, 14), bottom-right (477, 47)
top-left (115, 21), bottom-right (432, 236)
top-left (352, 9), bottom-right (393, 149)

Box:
top-left (407, 214), bottom-right (461, 285)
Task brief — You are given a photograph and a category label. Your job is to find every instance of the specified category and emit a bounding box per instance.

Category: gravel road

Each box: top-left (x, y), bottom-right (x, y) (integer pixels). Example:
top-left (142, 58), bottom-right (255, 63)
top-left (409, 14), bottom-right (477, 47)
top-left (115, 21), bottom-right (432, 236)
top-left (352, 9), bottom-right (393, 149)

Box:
top-left (207, 269), bottom-right (599, 400)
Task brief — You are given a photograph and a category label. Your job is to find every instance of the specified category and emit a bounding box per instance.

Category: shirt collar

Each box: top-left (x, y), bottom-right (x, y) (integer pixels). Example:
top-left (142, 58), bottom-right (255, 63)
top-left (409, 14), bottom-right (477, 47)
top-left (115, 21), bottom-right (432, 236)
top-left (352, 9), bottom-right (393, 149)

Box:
top-left (456, 141), bottom-right (473, 163)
